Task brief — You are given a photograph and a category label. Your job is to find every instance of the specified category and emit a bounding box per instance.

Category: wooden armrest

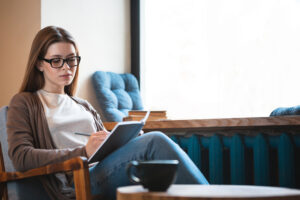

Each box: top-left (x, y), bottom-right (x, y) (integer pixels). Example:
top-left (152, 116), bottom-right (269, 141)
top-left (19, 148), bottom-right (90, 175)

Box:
top-left (0, 156), bottom-right (91, 200)
top-left (0, 156), bottom-right (88, 183)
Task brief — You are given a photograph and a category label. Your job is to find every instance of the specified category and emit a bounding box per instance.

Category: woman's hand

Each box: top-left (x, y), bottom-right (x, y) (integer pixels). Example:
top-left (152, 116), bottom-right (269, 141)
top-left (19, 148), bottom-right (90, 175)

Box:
top-left (85, 131), bottom-right (109, 158)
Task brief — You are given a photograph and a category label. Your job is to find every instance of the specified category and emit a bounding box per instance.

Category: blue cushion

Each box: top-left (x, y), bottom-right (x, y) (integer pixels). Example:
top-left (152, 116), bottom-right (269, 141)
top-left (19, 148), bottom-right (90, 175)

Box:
top-left (92, 71), bottom-right (143, 122)
top-left (270, 105), bottom-right (300, 116)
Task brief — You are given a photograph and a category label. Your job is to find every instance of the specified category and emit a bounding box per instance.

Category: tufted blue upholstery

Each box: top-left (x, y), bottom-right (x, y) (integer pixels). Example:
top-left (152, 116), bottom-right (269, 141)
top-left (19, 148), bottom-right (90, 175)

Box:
top-left (92, 71), bottom-right (143, 122)
top-left (270, 105), bottom-right (300, 116)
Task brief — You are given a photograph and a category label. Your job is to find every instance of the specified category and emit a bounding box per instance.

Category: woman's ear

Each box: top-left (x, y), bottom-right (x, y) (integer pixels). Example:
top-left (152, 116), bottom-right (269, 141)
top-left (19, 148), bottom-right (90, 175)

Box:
top-left (37, 60), bottom-right (44, 72)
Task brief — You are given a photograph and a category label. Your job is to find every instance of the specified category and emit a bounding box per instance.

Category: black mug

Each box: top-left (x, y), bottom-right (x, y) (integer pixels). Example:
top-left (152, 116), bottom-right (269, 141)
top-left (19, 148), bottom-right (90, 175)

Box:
top-left (127, 160), bottom-right (179, 191)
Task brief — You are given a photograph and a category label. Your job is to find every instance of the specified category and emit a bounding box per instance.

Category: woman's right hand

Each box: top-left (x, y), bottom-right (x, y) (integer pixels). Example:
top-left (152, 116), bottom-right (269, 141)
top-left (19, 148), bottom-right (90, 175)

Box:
top-left (85, 131), bottom-right (109, 158)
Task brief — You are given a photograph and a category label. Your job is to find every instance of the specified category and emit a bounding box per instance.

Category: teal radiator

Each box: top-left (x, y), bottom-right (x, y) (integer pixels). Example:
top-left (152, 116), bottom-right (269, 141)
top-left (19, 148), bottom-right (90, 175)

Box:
top-left (171, 133), bottom-right (300, 188)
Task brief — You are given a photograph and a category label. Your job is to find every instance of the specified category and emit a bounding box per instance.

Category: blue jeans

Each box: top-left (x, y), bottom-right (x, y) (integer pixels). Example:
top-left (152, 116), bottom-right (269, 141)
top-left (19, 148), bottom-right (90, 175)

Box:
top-left (89, 131), bottom-right (209, 199)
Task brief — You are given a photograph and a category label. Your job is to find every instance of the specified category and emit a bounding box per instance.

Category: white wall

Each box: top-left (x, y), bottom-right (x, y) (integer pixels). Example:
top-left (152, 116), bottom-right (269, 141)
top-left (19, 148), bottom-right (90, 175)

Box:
top-left (41, 0), bottom-right (131, 112)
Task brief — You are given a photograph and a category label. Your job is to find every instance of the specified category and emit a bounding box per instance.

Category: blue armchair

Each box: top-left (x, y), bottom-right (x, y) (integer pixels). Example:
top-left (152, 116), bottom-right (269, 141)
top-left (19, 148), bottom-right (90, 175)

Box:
top-left (92, 71), bottom-right (144, 122)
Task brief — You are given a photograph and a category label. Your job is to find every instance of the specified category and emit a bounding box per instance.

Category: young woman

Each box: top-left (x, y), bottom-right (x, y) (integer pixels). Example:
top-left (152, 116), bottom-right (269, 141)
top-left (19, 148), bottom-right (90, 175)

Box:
top-left (6, 26), bottom-right (208, 200)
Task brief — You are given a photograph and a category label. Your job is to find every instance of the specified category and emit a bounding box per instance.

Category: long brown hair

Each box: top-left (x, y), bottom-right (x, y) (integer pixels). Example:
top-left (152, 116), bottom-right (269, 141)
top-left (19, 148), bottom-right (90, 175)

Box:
top-left (19, 26), bottom-right (80, 96)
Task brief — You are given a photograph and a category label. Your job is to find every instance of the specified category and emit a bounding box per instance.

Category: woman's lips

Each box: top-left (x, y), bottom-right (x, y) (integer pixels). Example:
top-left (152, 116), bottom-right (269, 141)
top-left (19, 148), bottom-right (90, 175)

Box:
top-left (59, 74), bottom-right (72, 79)
top-left (60, 74), bottom-right (72, 77)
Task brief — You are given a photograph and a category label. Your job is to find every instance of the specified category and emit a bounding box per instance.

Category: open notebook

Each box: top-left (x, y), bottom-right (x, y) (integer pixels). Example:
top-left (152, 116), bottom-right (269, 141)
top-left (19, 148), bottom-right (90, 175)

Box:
top-left (88, 111), bottom-right (150, 163)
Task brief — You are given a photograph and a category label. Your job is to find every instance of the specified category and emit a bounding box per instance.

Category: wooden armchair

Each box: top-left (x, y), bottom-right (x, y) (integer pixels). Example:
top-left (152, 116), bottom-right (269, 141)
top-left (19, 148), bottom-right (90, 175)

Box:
top-left (0, 106), bottom-right (92, 200)
top-left (0, 153), bottom-right (91, 200)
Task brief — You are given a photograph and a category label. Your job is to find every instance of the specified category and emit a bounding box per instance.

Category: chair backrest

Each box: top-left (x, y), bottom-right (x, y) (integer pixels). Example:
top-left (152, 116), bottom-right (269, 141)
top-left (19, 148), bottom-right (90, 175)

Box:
top-left (0, 106), bottom-right (19, 199)
top-left (0, 106), bottom-right (50, 200)
top-left (92, 71), bottom-right (144, 122)
top-left (0, 106), bottom-right (14, 172)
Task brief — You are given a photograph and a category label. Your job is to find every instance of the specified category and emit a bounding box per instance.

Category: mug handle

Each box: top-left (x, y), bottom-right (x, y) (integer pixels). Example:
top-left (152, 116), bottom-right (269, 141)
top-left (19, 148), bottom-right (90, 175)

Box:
top-left (127, 161), bottom-right (141, 184)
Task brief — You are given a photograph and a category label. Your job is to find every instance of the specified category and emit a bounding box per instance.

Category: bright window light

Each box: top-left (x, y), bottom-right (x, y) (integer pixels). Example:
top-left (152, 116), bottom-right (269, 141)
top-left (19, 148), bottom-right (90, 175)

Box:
top-left (141, 0), bottom-right (300, 119)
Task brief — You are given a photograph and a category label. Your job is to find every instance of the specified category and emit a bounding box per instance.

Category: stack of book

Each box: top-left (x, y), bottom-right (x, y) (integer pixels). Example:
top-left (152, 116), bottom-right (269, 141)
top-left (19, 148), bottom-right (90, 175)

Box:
top-left (123, 110), bottom-right (167, 121)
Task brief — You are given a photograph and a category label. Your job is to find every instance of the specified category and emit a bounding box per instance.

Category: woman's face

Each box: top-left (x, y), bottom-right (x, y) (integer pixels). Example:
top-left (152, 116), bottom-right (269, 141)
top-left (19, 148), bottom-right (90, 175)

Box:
top-left (38, 42), bottom-right (78, 94)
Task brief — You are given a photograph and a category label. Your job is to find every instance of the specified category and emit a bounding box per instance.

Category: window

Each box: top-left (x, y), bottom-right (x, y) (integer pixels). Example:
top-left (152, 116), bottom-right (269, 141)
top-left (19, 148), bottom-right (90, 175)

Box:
top-left (141, 0), bottom-right (300, 119)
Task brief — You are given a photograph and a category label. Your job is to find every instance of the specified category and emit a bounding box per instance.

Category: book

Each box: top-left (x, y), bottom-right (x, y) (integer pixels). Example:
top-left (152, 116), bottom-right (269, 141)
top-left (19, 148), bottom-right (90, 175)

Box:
top-left (123, 115), bottom-right (167, 121)
top-left (123, 110), bottom-right (167, 121)
top-left (88, 111), bottom-right (150, 163)
top-left (128, 110), bottom-right (167, 117)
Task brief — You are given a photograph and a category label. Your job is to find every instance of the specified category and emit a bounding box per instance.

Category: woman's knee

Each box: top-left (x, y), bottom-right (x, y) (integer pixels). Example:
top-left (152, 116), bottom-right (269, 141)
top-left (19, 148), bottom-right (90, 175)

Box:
top-left (143, 131), bottom-right (174, 147)
top-left (144, 131), bottom-right (168, 140)
top-left (141, 131), bottom-right (183, 160)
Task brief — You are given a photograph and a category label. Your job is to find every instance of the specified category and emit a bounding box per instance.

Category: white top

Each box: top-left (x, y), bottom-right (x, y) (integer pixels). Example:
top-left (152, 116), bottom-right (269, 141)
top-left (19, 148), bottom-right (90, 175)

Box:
top-left (37, 89), bottom-right (97, 149)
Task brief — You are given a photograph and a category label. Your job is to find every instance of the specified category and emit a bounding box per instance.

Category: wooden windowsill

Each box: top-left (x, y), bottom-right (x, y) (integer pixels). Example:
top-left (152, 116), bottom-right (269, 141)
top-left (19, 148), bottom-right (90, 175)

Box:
top-left (103, 115), bottom-right (300, 132)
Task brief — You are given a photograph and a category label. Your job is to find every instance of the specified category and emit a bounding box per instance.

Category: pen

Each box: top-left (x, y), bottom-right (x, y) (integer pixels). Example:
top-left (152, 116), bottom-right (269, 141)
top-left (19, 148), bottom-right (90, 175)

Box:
top-left (75, 132), bottom-right (91, 136)
top-left (100, 122), bottom-right (108, 133)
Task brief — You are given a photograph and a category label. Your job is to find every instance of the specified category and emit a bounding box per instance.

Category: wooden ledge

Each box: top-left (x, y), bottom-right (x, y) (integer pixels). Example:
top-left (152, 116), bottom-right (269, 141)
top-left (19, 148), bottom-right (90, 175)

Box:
top-left (103, 115), bottom-right (300, 132)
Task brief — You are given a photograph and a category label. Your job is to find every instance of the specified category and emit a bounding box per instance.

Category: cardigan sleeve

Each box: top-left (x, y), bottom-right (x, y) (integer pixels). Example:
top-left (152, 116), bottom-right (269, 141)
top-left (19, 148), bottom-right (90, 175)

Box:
top-left (7, 93), bottom-right (87, 172)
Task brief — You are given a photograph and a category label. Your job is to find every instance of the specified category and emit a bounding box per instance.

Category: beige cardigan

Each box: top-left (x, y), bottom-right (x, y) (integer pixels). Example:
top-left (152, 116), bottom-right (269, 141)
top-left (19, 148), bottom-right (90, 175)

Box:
top-left (7, 92), bottom-right (104, 199)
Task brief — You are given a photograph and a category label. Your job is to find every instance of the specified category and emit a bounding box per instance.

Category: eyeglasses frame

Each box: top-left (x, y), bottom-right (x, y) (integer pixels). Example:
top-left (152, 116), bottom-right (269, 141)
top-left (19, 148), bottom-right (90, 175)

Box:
top-left (40, 56), bottom-right (81, 69)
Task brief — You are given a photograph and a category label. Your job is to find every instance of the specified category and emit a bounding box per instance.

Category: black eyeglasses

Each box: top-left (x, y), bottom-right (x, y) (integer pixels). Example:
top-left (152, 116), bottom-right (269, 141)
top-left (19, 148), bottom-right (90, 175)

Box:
top-left (41, 56), bottom-right (81, 69)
